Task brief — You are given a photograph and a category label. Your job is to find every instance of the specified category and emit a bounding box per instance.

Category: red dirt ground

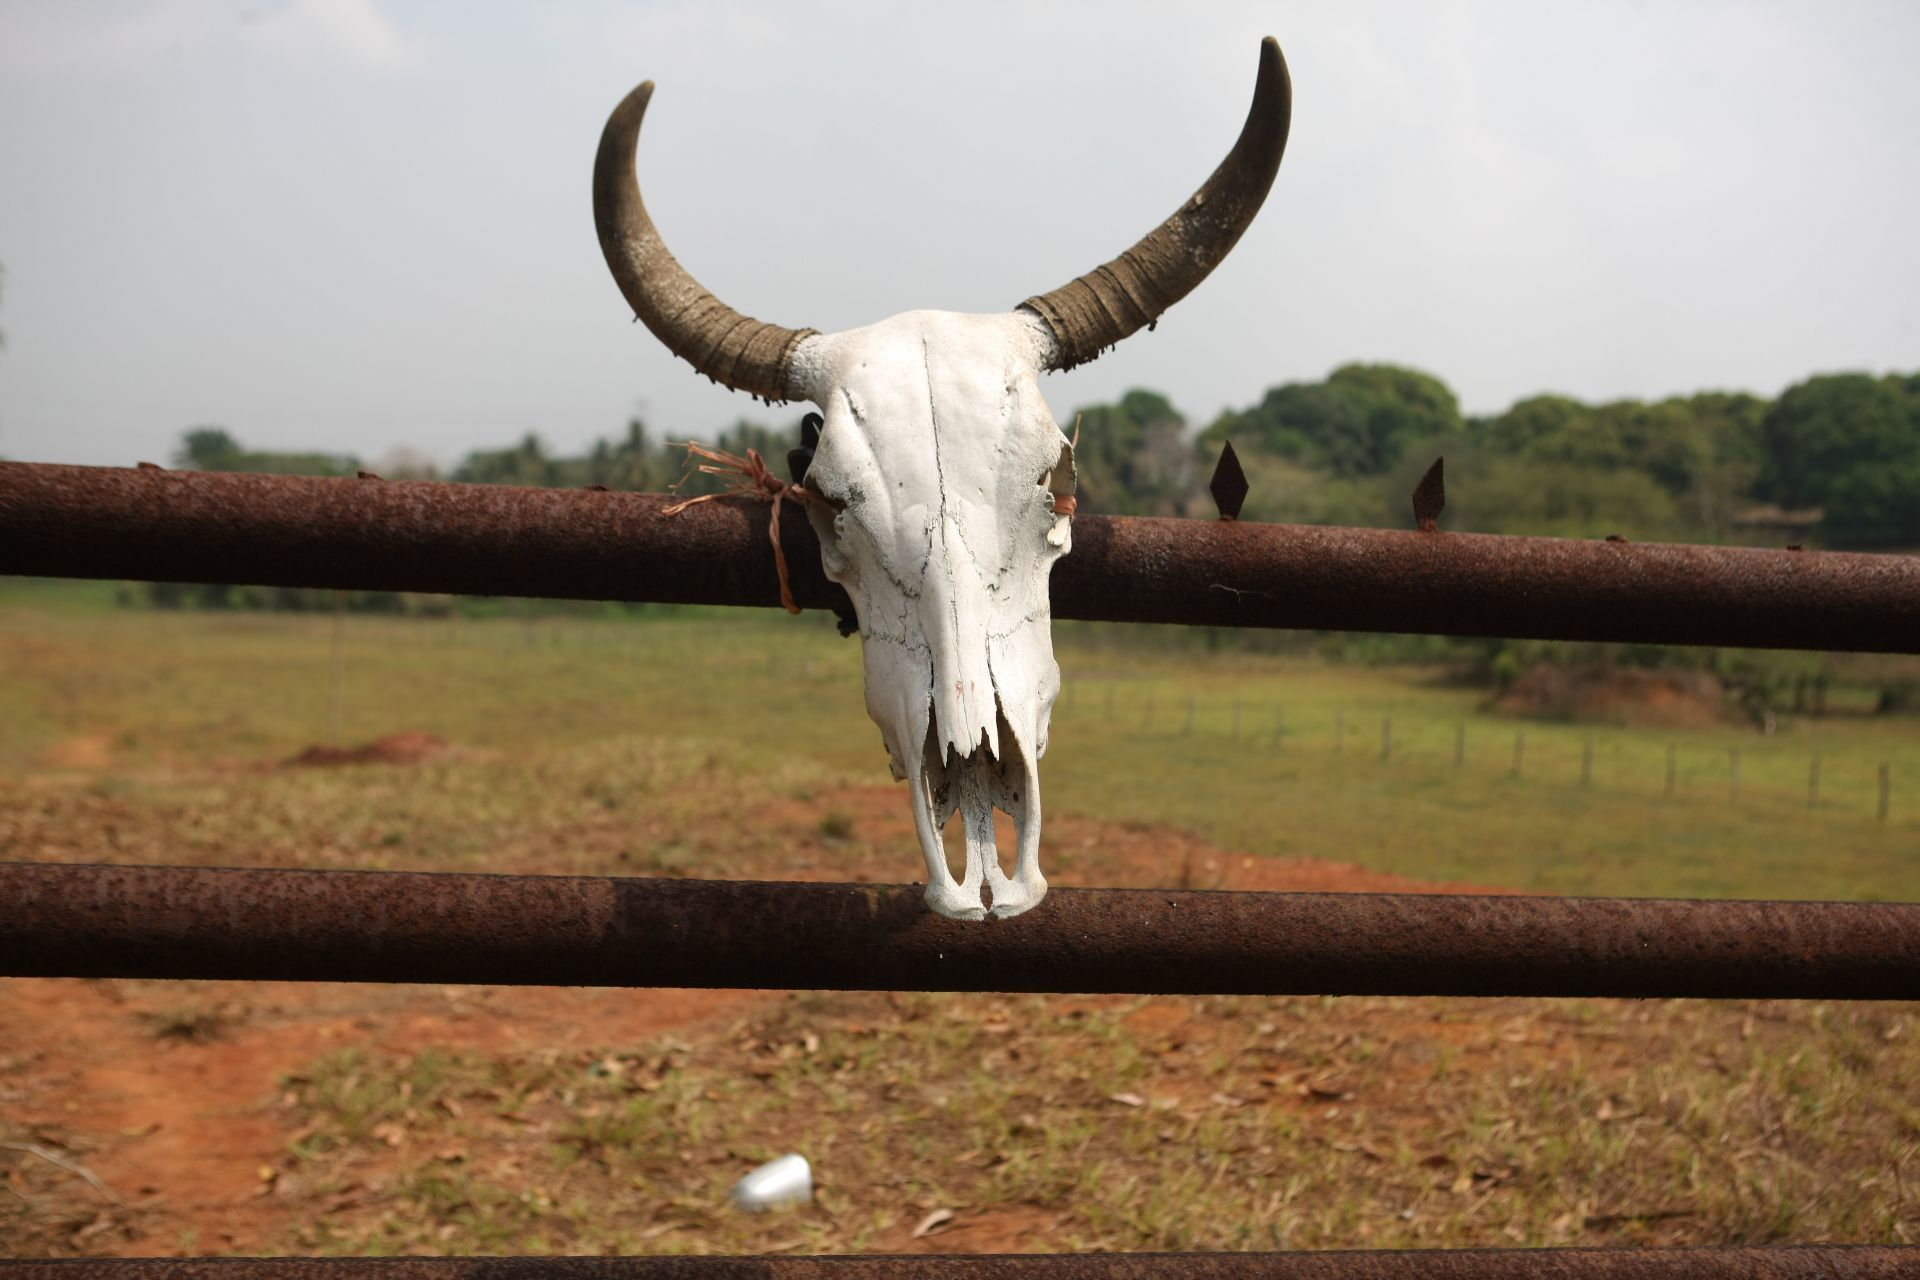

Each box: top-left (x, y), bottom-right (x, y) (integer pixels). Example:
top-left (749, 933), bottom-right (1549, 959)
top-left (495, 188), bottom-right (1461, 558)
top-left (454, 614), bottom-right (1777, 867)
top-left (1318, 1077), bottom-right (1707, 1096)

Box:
top-left (0, 782), bottom-right (1511, 1257)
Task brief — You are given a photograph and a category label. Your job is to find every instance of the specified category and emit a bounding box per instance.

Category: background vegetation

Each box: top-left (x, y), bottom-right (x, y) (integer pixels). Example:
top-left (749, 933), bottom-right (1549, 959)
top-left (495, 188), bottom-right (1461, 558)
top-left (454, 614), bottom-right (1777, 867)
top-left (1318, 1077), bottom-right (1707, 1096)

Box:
top-left (133, 364), bottom-right (1920, 718)
top-left (166, 362), bottom-right (1920, 549)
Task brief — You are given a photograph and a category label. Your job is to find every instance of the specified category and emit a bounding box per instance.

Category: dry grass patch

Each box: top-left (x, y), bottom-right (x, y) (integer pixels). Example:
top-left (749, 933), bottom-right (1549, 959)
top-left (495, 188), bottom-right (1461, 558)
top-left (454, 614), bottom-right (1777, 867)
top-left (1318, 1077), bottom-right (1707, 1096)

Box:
top-left (269, 992), bottom-right (1918, 1255)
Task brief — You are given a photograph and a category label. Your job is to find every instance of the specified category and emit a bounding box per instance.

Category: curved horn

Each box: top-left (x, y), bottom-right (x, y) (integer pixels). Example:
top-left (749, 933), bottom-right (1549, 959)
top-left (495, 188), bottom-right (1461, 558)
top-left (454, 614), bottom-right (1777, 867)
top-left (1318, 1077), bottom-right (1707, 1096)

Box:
top-left (1020, 38), bottom-right (1292, 372)
top-left (593, 81), bottom-right (818, 401)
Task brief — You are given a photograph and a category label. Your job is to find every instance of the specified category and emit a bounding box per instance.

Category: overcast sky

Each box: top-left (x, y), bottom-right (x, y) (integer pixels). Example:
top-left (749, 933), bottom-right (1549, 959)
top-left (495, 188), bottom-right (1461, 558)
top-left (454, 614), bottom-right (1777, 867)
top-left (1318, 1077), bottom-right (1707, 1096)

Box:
top-left (2, 0), bottom-right (1917, 470)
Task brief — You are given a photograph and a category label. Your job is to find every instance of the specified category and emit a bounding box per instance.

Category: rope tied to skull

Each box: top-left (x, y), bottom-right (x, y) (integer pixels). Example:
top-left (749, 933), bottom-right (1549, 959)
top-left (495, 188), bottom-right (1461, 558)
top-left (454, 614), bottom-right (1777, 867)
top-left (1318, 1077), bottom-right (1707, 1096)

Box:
top-left (662, 427), bottom-right (1078, 615)
top-left (662, 442), bottom-right (827, 614)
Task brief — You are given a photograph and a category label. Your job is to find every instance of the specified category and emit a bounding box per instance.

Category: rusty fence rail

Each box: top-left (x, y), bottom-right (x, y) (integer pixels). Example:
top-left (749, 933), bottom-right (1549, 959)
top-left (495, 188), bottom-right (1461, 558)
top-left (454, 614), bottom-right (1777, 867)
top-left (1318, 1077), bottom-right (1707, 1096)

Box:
top-left (4, 863), bottom-right (1918, 1000)
top-left (6, 464), bottom-right (1919, 1271)
top-left (4, 462), bottom-right (1918, 651)
top-left (5, 1246), bottom-right (1920, 1278)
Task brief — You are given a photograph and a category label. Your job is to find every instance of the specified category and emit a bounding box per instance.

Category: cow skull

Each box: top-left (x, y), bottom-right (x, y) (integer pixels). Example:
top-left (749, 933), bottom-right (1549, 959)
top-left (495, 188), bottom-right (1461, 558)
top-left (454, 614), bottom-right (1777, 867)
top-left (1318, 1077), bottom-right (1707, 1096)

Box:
top-left (593, 39), bottom-right (1291, 919)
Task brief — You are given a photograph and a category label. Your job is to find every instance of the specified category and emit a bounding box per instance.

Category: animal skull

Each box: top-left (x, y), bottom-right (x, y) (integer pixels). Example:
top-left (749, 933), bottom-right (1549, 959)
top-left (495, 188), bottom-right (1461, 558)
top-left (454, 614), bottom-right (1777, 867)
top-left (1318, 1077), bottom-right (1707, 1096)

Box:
top-left (593, 39), bottom-right (1291, 919)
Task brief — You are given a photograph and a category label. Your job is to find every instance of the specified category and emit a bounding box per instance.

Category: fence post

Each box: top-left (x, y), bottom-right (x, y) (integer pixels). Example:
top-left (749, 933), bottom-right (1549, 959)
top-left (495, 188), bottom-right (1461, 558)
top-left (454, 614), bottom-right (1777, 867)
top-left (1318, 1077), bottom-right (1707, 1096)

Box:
top-left (1881, 764), bottom-right (1893, 822)
top-left (1511, 730), bottom-right (1525, 778)
top-left (1808, 755), bottom-right (1821, 809)
top-left (1665, 743), bottom-right (1677, 798)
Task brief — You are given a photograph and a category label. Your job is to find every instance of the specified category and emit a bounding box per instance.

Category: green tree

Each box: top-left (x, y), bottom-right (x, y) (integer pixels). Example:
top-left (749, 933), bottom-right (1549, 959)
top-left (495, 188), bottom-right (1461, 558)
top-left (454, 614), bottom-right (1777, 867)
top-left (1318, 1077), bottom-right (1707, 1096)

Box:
top-left (1201, 363), bottom-right (1460, 478)
top-left (1325, 362), bottom-right (1463, 463)
top-left (1671, 391), bottom-right (1767, 534)
top-left (1758, 373), bottom-right (1916, 510)
top-left (172, 426), bottom-right (356, 476)
top-left (1820, 456), bottom-right (1920, 548)
top-left (1477, 395), bottom-right (1620, 468)
top-left (584, 418), bottom-right (667, 491)
top-left (1067, 389), bottom-right (1190, 515)
top-left (453, 432), bottom-right (564, 487)
top-left (176, 426), bottom-right (244, 470)
top-left (1469, 390), bottom-right (1787, 540)
top-left (1458, 456), bottom-right (1683, 539)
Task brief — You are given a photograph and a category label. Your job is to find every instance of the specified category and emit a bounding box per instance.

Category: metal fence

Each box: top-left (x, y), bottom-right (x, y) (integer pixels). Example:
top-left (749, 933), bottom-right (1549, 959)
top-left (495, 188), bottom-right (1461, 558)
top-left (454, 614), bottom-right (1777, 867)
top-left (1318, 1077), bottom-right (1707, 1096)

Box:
top-left (5, 462), bottom-right (1918, 650)
top-left (2, 460), bottom-right (1918, 1277)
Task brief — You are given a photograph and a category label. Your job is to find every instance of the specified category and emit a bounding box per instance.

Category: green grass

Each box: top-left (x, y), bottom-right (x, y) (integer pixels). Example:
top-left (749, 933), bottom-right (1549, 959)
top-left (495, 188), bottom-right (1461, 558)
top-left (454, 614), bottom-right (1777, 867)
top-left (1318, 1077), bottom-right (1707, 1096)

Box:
top-left (2, 584), bottom-right (1915, 901)
top-left (1047, 654), bottom-right (1920, 899)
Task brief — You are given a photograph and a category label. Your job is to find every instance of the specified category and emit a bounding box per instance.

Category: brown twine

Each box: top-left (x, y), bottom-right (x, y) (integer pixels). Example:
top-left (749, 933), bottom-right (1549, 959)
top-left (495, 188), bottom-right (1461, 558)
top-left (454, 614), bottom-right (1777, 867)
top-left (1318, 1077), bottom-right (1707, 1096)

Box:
top-left (663, 425), bottom-right (1081, 612)
top-left (662, 443), bottom-right (824, 614)
top-left (1051, 414), bottom-right (1081, 516)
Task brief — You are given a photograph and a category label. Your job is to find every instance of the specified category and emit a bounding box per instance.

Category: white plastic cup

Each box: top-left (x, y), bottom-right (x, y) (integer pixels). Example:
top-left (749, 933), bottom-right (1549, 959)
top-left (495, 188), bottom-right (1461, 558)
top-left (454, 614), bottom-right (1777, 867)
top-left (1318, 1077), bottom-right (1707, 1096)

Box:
top-left (729, 1153), bottom-right (812, 1211)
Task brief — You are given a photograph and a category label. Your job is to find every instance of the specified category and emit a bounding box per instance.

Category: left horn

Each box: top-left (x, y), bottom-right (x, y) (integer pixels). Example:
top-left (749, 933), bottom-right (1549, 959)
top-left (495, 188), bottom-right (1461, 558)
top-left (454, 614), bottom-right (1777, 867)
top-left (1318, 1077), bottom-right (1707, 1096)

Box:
top-left (593, 80), bottom-right (818, 401)
top-left (1020, 37), bottom-right (1292, 372)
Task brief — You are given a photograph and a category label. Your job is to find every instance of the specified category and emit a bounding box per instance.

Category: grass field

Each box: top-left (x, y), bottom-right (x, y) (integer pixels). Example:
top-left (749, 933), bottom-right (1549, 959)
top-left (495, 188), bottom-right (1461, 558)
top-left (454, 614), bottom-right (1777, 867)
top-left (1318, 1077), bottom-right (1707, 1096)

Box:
top-left (2, 583), bottom-right (1917, 1255)
top-left (3, 581), bottom-right (1916, 900)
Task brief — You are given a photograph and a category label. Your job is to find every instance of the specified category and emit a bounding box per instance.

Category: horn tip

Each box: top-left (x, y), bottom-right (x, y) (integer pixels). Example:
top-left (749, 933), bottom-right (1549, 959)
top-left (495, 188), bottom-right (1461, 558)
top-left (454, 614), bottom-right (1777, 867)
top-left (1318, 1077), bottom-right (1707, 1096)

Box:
top-left (1256, 37), bottom-right (1288, 90)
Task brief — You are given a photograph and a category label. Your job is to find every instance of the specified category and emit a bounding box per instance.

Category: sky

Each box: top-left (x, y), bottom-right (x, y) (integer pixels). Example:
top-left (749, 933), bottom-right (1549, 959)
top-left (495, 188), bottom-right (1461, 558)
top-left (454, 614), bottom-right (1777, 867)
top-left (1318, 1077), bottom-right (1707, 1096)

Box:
top-left (1, 0), bottom-right (1917, 470)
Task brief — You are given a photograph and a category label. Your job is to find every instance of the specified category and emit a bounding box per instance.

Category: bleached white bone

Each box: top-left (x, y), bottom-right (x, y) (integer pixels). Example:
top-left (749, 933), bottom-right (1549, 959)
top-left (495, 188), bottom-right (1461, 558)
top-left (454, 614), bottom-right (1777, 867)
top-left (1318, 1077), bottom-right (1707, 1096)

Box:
top-left (591, 39), bottom-right (1291, 919)
top-left (793, 311), bottom-right (1072, 919)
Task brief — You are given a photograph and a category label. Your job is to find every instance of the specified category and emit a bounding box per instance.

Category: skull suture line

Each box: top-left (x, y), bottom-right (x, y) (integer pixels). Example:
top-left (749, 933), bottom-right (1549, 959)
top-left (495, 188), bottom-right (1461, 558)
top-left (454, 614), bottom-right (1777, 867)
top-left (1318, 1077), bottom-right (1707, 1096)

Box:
top-left (593, 39), bottom-right (1291, 920)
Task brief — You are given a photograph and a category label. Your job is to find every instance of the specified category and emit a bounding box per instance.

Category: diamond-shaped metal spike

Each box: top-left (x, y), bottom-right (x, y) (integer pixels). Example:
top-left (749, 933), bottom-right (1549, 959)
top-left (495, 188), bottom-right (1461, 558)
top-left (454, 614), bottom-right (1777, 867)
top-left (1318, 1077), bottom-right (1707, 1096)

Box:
top-left (1210, 440), bottom-right (1249, 521)
top-left (1412, 456), bottom-right (1445, 532)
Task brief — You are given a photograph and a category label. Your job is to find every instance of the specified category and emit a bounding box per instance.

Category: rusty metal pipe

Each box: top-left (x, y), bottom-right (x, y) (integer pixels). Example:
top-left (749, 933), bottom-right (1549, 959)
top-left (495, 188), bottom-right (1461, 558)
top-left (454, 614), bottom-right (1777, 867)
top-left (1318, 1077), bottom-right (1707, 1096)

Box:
top-left (4, 864), bottom-right (1917, 999)
top-left (3, 463), bottom-right (1915, 652)
top-left (3, 1249), bottom-right (1918, 1278)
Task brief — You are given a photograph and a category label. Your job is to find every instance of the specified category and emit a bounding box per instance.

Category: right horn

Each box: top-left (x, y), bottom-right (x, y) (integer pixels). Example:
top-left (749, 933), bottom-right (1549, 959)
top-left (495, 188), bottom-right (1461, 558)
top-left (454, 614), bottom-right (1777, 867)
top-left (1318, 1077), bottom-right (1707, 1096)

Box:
top-left (1020, 38), bottom-right (1292, 372)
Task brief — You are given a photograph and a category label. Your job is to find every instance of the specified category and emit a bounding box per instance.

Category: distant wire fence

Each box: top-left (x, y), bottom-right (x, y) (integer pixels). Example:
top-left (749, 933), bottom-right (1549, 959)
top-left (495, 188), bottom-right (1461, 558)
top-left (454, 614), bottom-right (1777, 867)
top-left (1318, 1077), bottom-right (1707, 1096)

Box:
top-left (1053, 684), bottom-right (1903, 824)
top-left (107, 606), bottom-right (1909, 824)
top-left (106, 600), bottom-right (1913, 823)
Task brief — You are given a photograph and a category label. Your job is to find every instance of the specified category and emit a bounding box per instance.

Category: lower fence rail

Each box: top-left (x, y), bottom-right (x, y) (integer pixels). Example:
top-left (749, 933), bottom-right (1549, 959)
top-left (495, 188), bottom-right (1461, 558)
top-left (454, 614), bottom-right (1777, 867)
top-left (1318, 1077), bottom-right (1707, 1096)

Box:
top-left (4, 863), bottom-right (1917, 999)
top-left (4, 1248), bottom-right (1919, 1277)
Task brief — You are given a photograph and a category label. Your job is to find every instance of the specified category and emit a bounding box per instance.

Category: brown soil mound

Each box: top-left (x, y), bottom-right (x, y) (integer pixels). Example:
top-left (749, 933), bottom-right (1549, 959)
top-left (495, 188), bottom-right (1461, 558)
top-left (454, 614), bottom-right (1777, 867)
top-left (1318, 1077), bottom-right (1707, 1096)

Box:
top-left (1496, 663), bottom-right (1724, 728)
top-left (281, 730), bottom-right (450, 768)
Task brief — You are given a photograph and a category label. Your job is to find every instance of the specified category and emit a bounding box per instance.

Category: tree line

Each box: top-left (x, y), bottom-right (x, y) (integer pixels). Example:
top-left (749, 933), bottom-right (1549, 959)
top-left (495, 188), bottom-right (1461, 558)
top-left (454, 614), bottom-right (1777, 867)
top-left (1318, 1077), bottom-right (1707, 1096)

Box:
top-left (171, 362), bottom-right (1920, 551)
